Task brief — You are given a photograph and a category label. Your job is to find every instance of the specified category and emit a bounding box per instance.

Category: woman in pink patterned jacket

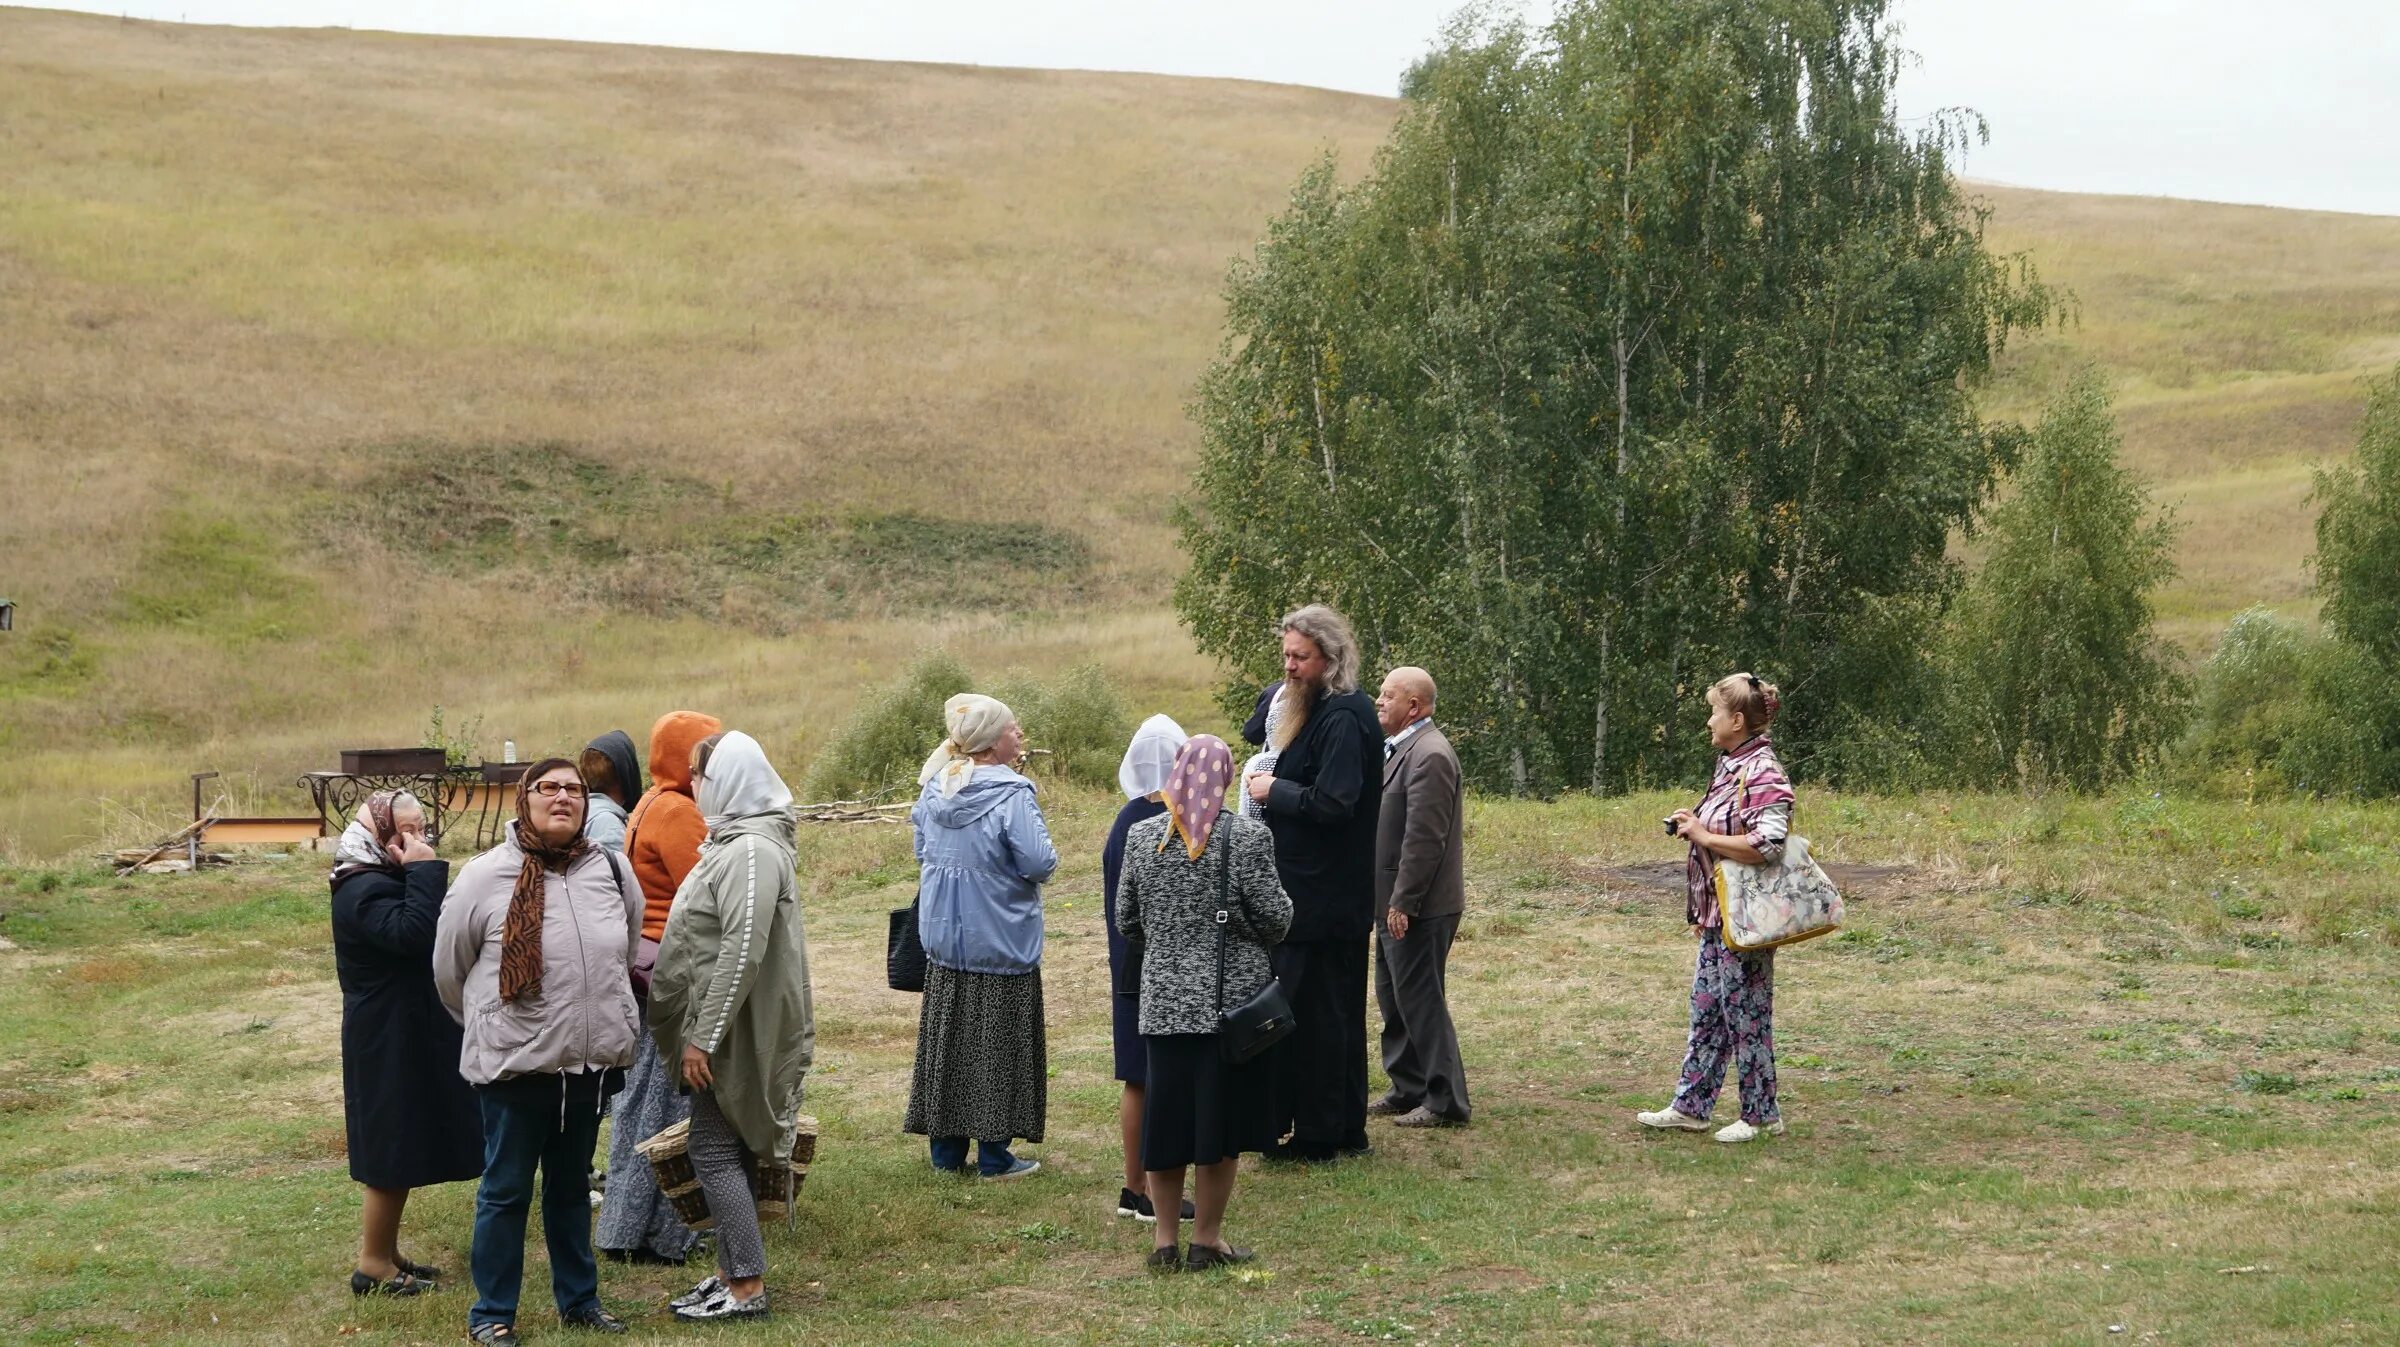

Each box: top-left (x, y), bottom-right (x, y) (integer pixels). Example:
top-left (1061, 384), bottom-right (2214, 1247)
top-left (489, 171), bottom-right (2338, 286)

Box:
top-left (1637, 673), bottom-right (1795, 1144)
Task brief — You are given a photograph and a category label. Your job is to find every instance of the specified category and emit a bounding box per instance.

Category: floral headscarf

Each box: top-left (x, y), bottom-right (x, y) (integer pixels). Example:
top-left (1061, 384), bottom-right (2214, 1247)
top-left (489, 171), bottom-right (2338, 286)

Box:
top-left (328, 790), bottom-right (419, 885)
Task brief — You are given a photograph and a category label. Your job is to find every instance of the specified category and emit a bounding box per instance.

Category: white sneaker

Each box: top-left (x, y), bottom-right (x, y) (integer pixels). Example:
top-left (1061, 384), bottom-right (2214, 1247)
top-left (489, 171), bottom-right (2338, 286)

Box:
top-left (1713, 1119), bottom-right (1786, 1144)
top-left (1636, 1107), bottom-right (1711, 1131)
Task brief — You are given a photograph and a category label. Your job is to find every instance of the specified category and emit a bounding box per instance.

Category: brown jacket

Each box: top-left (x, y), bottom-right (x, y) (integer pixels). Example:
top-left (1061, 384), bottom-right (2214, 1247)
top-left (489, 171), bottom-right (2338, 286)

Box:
top-left (1374, 722), bottom-right (1466, 921)
top-left (624, 710), bottom-right (722, 943)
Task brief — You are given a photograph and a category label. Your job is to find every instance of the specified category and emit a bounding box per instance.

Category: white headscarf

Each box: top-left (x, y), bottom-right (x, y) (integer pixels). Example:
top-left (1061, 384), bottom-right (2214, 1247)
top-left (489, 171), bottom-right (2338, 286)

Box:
top-left (918, 693), bottom-right (1015, 799)
top-left (1117, 713), bottom-right (1187, 800)
top-left (696, 731), bottom-right (794, 833)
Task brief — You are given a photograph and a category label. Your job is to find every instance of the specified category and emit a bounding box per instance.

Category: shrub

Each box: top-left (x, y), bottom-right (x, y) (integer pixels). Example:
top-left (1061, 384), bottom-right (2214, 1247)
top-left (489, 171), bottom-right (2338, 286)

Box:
top-left (990, 664), bottom-right (1130, 792)
top-left (801, 652), bottom-right (974, 801)
top-left (2174, 608), bottom-right (2400, 798)
top-left (802, 654), bottom-right (1130, 799)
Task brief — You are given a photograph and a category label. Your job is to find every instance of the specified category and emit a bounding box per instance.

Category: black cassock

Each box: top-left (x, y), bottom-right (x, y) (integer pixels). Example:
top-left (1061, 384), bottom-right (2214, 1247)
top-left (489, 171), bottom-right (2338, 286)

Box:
top-left (331, 861), bottom-right (485, 1189)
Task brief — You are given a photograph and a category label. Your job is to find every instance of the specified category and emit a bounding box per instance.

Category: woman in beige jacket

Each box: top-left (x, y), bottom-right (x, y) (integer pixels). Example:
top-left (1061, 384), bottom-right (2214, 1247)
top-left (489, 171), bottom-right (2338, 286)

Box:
top-left (434, 758), bottom-right (642, 1344)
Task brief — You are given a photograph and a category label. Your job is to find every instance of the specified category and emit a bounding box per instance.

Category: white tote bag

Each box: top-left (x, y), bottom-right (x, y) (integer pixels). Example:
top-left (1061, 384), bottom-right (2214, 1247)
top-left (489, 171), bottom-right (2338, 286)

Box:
top-left (1714, 835), bottom-right (1844, 952)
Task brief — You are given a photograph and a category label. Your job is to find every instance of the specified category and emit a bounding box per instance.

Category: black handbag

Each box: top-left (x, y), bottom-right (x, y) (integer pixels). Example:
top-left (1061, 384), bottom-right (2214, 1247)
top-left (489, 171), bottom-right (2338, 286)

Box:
top-left (1211, 834), bottom-right (1295, 1064)
top-left (887, 894), bottom-right (928, 993)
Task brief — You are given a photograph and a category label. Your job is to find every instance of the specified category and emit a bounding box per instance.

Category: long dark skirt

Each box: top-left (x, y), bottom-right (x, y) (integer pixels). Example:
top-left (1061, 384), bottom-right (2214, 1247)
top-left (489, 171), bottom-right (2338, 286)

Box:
top-left (903, 963), bottom-right (1046, 1143)
top-left (594, 1034), bottom-right (699, 1260)
top-left (1140, 1033), bottom-right (1276, 1171)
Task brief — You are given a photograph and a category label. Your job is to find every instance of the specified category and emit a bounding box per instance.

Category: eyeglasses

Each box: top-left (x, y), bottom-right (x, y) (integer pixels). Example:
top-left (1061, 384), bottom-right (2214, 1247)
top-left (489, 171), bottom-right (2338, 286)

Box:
top-left (528, 781), bottom-right (589, 800)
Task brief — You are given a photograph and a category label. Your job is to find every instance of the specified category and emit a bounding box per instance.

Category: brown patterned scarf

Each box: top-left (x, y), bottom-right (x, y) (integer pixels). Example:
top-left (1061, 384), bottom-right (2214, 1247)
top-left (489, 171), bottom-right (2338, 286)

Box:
top-left (500, 759), bottom-right (590, 1004)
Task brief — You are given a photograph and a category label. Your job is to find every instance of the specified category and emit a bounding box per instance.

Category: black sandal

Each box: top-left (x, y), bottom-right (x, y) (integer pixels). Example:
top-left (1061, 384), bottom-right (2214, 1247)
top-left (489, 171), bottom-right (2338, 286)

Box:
top-left (349, 1268), bottom-right (428, 1297)
top-left (395, 1254), bottom-right (444, 1280)
top-left (466, 1324), bottom-right (517, 1344)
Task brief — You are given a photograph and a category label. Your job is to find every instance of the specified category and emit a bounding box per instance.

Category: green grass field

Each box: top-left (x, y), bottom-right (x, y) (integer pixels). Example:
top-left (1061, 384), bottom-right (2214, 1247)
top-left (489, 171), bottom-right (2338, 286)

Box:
top-left (5, 9), bottom-right (2400, 856)
top-left (4, 786), bottom-right (2397, 1344)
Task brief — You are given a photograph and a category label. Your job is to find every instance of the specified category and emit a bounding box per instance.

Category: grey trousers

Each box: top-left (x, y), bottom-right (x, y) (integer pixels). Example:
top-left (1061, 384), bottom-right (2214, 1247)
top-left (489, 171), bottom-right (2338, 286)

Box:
top-left (1375, 912), bottom-right (1471, 1122)
top-left (687, 1091), bottom-right (765, 1281)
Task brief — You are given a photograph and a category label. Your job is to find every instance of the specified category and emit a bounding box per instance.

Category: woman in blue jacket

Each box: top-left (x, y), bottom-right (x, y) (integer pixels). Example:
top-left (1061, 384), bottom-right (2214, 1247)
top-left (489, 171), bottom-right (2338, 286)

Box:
top-left (903, 694), bottom-right (1059, 1179)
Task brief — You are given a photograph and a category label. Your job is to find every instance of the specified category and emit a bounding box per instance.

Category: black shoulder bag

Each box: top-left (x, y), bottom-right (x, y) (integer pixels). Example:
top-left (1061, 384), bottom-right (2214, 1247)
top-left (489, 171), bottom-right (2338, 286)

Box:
top-left (1213, 832), bottom-right (1296, 1064)
top-left (887, 891), bottom-right (928, 993)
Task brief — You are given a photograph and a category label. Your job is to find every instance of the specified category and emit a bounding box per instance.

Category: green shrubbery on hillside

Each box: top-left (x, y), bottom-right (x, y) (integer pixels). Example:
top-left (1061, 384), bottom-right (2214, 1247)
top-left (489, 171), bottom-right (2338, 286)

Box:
top-left (802, 653), bottom-right (1129, 801)
top-left (336, 442), bottom-right (1093, 632)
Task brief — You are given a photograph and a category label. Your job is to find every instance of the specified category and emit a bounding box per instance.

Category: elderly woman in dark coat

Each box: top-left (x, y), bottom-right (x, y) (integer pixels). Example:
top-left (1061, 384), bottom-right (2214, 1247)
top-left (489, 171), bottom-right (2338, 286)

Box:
top-left (1117, 735), bottom-right (1292, 1273)
top-left (329, 791), bottom-right (483, 1296)
top-left (1103, 714), bottom-right (1192, 1223)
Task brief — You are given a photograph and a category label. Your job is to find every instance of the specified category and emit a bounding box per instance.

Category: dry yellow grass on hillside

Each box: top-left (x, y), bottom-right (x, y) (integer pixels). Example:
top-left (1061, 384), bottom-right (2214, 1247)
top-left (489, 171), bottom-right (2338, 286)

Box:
top-left (3, 8), bottom-right (2398, 855)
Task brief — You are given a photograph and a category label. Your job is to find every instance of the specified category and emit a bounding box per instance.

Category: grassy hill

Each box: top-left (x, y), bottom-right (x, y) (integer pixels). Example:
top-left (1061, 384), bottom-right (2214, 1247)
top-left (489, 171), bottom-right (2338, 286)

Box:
top-left (4, 8), bottom-right (2400, 856)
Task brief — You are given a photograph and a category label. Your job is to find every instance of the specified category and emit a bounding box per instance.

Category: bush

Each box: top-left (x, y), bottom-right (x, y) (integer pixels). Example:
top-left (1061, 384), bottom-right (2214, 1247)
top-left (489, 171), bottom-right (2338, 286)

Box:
top-left (2174, 609), bottom-right (2400, 798)
top-left (990, 664), bottom-right (1130, 792)
top-left (802, 654), bottom-right (1130, 799)
top-left (801, 652), bottom-right (975, 800)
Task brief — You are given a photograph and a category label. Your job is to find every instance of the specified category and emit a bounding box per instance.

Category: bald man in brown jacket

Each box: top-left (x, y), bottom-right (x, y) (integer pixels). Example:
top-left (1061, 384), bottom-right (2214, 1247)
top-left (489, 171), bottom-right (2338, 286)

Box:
top-left (1370, 667), bottom-right (1470, 1127)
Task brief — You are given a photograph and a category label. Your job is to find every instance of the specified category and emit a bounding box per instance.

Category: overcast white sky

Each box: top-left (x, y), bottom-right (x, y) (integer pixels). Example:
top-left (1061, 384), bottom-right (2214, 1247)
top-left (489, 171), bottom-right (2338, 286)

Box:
top-left (36, 0), bottom-right (2400, 216)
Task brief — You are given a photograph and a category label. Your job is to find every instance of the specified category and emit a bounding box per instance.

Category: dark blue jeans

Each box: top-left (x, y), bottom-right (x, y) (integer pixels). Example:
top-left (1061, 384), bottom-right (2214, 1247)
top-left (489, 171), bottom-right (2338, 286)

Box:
top-left (928, 1136), bottom-right (1018, 1176)
top-left (470, 1075), bottom-right (607, 1328)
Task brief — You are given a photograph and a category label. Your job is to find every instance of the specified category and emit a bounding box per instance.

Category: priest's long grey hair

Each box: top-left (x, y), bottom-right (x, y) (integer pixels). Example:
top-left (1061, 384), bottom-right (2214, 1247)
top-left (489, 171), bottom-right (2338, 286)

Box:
top-left (1280, 603), bottom-right (1361, 697)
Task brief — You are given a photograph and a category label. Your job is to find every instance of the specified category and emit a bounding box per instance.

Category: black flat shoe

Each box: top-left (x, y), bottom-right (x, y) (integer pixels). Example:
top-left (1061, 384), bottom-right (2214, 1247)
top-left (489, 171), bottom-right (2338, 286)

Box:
top-left (1185, 1243), bottom-right (1257, 1272)
top-left (559, 1306), bottom-right (629, 1334)
top-left (350, 1269), bottom-right (428, 1297)
top-left (395, 1254), bottom-right (444, 1279)
top-left (1115, 1187), bottom-right (1198, 1223)
top-left (1267, 1140), bottom-right (1339, 1164)
top-left (1145, 1245), bottom-right (1183, 1273)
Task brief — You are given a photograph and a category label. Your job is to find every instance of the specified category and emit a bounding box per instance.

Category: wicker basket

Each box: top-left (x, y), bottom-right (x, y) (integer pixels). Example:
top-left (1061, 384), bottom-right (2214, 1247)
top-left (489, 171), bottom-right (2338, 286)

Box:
top-left (640, 1113), bottom-right (820, 1230)
top-left (635, 1119), bottom-right (713, 1231)
top-left (753, 1115), bottom-right (820, 1224)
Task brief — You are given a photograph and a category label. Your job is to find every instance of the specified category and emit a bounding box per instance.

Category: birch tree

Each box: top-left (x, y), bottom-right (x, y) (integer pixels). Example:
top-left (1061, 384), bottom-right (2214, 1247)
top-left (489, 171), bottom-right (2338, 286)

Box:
top-left (1177, 0), bottom-right (2052, 792)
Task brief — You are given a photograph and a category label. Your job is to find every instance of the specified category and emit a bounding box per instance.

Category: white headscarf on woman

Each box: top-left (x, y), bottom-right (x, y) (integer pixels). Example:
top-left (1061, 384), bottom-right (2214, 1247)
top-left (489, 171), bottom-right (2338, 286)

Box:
top-left (1117, 713), bottom-right (1187, 800)
top-left (917, 693), bottom-right (1015, 799)
top-left (696, 730), bottom-right (795, 834)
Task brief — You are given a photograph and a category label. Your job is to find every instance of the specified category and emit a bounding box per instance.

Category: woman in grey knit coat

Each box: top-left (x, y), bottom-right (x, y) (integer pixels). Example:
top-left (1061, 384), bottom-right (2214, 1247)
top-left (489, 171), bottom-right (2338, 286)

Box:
top-left (1116, 734), bottom-right (1292, 1274)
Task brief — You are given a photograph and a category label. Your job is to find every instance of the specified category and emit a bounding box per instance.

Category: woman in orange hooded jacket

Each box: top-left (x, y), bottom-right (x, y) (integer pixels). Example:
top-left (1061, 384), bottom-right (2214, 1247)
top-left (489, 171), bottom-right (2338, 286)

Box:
top-left (595, 710), bottom-right (723, 1264)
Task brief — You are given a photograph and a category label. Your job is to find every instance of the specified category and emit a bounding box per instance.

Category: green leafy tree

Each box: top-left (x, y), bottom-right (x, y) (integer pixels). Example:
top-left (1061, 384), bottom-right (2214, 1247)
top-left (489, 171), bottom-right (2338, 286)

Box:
top-left (1176, 0), bottom-right (2051, 793)
top-left (2313, 366), bottom-right (2400, 674)
top-left (1944, 372), bottom-right (2185, 790)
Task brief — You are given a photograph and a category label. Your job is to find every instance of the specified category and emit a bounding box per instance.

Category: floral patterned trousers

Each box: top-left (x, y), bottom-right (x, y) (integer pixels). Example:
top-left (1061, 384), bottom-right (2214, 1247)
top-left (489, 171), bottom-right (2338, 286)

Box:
top-left (1670, 928), bottom-right (1780, 1124)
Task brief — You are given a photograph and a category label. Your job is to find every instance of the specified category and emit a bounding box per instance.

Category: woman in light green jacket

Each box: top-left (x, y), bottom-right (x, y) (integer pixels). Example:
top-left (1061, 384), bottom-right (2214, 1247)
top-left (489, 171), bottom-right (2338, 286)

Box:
top-left (648, 730), bottom-right (814, 1324)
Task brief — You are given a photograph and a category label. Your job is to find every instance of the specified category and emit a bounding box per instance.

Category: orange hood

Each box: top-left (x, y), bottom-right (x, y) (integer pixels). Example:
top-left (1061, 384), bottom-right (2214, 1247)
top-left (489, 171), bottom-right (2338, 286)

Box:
top-left (646, 710), bottom-right (724, 797)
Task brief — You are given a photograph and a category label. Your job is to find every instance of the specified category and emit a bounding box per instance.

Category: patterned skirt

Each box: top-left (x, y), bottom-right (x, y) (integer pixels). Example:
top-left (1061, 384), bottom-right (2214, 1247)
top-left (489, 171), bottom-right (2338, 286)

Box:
top-left (903, 963), bottom-right (1047, 1144)
top-left (595, 1032), bottom-right (700, 1260)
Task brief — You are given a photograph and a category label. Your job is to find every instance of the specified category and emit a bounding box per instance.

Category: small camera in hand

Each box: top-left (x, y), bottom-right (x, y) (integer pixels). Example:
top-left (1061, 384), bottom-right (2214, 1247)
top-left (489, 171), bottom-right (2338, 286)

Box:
top-left (1662, 816), bottom-right (1680, 837)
